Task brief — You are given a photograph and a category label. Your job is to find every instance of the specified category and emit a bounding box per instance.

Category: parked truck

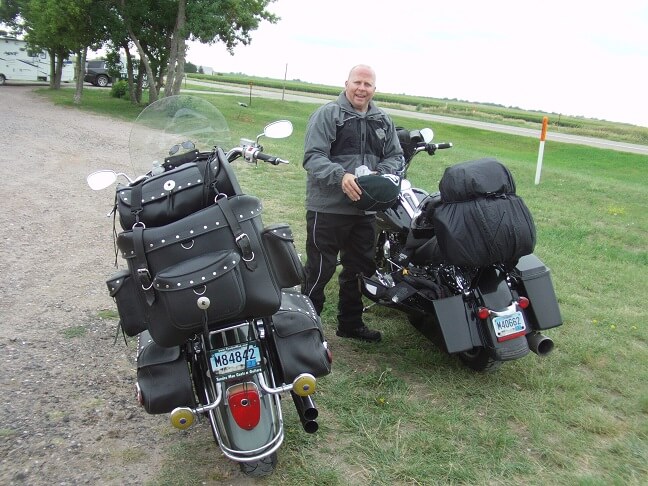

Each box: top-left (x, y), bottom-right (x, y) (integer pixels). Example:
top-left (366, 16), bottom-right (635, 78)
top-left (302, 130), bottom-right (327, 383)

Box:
top-left (0, 36), bottom-right (74, 85)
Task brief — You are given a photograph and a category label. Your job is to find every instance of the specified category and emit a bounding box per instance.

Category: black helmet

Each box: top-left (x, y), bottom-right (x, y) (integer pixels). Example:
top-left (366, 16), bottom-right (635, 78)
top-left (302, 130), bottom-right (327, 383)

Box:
top-left (352, 174), bottom-right (401, 211)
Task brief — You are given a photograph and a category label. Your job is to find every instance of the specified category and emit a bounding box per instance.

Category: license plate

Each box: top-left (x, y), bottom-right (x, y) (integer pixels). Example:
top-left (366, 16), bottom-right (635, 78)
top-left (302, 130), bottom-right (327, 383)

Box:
top-left (492, 311), bottom-right (527, 341)
top-left (210, 342), bottom-right (261, 382)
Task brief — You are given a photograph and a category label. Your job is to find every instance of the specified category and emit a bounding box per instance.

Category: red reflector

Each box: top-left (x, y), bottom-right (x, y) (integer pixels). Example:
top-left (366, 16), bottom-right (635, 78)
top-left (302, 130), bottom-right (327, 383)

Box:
top-left (227, 383), bottom-right (261, 431)
top-left (326, 348), bottom-right (333, 364)
top-left (497, 330), bottom-right (526, 342)
top-left (477, 307), bottom-right (490, 320)
top-left (518, 296), bottom-right (530, 309)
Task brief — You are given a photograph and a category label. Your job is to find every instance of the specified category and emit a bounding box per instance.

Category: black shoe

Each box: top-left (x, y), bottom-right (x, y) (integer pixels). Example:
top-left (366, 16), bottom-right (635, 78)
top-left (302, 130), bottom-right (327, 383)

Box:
top-left (336, 326), bottom-right (382, 343)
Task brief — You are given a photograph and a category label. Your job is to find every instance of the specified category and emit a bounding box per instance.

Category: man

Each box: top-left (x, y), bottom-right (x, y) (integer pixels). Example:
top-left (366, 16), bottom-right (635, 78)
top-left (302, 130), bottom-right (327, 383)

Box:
top-left (302, 64), bottom-right (404, 342)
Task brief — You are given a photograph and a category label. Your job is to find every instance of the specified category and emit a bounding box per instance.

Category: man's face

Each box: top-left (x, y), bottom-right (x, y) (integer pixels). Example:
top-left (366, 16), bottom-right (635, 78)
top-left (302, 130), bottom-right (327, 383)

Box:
top-left (345, 67), bottom-right (376, 113)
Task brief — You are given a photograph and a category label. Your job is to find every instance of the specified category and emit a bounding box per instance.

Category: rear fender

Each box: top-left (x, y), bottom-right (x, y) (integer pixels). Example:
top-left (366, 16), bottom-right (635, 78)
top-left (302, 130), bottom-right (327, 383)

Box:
top-left (475, 268), bottom-right (530, 360)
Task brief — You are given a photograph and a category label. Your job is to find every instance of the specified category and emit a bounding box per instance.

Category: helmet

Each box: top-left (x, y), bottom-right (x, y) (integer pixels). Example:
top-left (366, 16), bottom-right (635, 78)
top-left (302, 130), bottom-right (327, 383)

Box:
top-left (352, 174), bottom-right (401, 211)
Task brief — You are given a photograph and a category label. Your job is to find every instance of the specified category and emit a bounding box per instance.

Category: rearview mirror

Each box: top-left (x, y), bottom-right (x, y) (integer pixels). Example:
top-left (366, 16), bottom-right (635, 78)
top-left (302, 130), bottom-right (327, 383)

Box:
top-left (87, 170), bottom-right (118, 190)
top-left (263, 120), bottom-right (293, 139)
top-left (420, 128), bottom-right (434, 143)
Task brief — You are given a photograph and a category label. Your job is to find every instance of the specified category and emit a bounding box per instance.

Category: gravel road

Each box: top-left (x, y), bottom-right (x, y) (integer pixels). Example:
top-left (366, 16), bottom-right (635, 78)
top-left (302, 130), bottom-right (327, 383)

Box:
top-left (0, 86), bottom-right (251, 485)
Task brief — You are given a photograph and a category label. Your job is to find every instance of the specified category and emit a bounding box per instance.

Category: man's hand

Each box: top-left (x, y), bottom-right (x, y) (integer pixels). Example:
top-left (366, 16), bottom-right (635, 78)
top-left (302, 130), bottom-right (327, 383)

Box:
top-left (341, 173), bottom-right (362, 202)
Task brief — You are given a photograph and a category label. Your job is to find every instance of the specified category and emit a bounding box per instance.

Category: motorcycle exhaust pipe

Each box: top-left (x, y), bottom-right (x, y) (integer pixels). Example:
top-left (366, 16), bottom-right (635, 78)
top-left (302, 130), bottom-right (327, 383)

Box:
top-left (291, 392), bottom-right (319, 433)
top-left (527, 332), bottom-right (554, 356)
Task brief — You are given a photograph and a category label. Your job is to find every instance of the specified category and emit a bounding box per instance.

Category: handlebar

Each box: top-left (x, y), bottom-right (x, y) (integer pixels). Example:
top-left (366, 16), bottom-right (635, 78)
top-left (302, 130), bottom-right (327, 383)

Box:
top-left (226, 146), bottom-right (290, 165)
top-left (254, 151), bottom-right (290, 165)
top-left (432, 142), bottom-right (453, 150)
top-left (416, 142), bottom-right (453, 157)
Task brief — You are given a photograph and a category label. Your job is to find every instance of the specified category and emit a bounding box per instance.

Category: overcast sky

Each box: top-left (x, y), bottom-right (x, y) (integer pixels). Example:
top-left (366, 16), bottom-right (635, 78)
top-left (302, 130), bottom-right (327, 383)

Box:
top-left (186, 0), bottom-right (648, 127)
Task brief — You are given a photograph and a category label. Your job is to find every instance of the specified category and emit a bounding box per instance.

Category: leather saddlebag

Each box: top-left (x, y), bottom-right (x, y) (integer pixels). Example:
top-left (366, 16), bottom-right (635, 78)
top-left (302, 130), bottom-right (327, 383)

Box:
top-left (106, 269), bottom-right (148, 336)
top-left (117, 194), bottom-right (282, 346)
top-left (117, 160), bottom-right (216, 230)
top-left (136, 331), bottom-right (196, 414)
top-left (147, 251), bottom-right (247, 347)
top-left (270, 290), bottom-right (331, 383)
top-left (116, 148), bottom-right (243, 230)
top-left (261, 224), bottom-right (305, 288)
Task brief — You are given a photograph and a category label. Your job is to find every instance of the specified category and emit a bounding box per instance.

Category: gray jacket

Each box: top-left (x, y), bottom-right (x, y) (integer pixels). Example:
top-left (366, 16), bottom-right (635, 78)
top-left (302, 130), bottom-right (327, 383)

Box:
top-left (303, 92), bottom-right (404, 215)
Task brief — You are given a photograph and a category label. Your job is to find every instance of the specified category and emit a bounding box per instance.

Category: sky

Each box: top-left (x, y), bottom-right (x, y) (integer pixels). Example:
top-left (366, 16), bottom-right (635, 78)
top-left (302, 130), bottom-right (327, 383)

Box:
top-left (185, 0), bottom-right (648, 128)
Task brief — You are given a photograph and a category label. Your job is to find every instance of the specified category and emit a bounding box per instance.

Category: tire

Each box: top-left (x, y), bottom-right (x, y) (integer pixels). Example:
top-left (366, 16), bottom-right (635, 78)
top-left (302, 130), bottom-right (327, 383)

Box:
top-left (0, 74), bottom-right (6, 86)
top-left (458, 347), bottom-right (502, 373)
top-left (239, 452), bottom-right (277, 477)
top-left (96, 75), bottom-right (109, 87)
top-left (408, 314), bottom-right (502, 372)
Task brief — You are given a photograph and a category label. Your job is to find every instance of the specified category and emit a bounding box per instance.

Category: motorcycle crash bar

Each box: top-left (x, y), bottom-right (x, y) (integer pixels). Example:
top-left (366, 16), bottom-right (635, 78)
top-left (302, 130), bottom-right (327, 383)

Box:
top-left (169, 372), bottom-right (317, 431)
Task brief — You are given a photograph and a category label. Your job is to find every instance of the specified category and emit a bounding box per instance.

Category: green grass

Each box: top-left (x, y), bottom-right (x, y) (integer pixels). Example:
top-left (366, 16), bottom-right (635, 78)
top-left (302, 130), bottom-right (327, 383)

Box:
top-left (39, 87), bottom-right (648, 485)
top-left (61, 325), bottom-right (87, 339)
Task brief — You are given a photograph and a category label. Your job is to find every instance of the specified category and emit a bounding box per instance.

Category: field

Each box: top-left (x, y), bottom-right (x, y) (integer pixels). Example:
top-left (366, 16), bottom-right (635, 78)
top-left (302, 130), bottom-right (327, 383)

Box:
top-left (188, 72), bottom-right (648, 146)
top-left (43, 86), bottom-right (648, 485)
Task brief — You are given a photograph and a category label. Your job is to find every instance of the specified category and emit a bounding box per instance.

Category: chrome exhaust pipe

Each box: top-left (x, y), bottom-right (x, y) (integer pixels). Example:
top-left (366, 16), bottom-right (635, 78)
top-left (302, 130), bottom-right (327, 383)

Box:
top-left (291, 392), bottom-right (319, 433)
top-left (527, 332), bottom-right (554, 356)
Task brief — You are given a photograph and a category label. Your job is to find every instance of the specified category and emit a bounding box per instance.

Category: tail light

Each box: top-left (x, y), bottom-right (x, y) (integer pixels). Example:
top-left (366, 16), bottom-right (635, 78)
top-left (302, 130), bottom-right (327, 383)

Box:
top-left (517, 296), bottom-right (530, 309)
top-left (227, 382), bottom-right (261, 430)
top-left (476, 307), bottom-right (491, 320)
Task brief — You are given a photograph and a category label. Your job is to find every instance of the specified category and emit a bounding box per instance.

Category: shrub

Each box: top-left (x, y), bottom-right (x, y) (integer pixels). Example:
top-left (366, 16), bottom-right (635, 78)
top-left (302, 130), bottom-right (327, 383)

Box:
top-left (111, 79), bottom-right (128, 99)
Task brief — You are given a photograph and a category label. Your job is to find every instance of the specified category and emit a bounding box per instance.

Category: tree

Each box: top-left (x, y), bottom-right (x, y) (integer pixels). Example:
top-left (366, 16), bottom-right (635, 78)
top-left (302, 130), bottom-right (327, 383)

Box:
top-left (164, 0), bottom-right (279, 96)
top-left (3, 0), bottom-right (112, 100)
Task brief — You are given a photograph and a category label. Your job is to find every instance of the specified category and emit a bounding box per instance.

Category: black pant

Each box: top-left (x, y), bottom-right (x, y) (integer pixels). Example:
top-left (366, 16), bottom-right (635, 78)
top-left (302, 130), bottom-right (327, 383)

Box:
top-left (302, 211), bottom-right (376, 331)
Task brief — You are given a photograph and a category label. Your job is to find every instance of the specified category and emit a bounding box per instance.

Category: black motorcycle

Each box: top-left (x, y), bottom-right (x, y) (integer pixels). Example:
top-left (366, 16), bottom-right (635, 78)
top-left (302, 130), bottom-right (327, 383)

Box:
top-left (361, 127), bottom-right (562, 371)
top-left (88, 95), bottom-right (331, 476)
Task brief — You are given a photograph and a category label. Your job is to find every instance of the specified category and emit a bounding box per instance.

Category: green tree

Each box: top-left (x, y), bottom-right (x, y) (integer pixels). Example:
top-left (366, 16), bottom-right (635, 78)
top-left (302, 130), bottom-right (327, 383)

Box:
top-left (2, 0), bottom-right (112, 101)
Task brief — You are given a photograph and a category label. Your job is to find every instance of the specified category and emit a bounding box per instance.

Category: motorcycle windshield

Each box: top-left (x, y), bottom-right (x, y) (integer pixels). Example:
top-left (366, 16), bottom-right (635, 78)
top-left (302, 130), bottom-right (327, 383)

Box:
top-left (128, 95), bottom-right (231, 177)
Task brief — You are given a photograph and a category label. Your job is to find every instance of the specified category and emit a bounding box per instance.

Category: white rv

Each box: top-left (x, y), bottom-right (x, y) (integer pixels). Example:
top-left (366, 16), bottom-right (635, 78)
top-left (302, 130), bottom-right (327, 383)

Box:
top-left (0, 37), bottom-right (74, 85)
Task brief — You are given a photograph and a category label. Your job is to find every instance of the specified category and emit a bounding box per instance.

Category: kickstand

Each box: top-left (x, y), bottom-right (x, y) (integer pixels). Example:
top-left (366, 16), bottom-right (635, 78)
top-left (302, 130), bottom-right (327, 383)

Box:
top-left (363, 302), bottom-right (378, 312)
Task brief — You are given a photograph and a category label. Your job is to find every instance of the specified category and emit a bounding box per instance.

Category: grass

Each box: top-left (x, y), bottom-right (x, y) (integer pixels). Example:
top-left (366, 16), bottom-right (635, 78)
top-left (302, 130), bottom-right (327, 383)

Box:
top-left (38, 86), bottom-right (648, 485)
top-left (61, 325), bottom-right (87, 339)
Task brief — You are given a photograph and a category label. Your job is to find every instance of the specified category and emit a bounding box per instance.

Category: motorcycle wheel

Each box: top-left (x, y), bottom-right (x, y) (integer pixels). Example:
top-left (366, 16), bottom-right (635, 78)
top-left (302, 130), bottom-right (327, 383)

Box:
top-left (239, 452), bottom-right (277, 477)
top-left (458, 347), bottom-right (501, 373)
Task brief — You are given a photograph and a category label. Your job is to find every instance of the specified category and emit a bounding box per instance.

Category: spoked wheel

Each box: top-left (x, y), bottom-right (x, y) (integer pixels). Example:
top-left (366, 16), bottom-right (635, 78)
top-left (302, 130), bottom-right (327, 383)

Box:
top-left (458, 347), bottom-right (502, 373)
top-left (239, 452), bottom-right (277, 477)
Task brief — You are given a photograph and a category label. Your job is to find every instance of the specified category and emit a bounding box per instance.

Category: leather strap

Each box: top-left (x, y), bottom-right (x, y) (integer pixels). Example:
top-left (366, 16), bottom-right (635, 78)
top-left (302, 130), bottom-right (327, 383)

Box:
top-left (132, 225), bottom-right (156, 305)
top-left (130, 182), bottom-right (143, 225)
top-left (217, 197), bottom-right (257, 271)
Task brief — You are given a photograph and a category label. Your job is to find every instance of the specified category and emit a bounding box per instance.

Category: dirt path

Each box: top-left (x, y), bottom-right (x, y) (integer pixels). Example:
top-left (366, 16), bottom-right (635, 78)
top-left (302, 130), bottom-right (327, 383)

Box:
top-left (0, 86), bottom-right (245, 485)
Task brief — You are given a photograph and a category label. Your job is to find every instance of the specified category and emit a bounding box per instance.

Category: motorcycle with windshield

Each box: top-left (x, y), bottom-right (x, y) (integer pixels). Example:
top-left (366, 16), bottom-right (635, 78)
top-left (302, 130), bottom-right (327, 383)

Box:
top-left (88, 95), bottom-right (331, 476)
top-left (361, 127), bottom-right (562, 371)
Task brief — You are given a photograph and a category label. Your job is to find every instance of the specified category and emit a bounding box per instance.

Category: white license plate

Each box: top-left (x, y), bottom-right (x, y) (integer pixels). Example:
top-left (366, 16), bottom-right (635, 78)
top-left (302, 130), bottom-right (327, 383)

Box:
top-left (492, 311), bottom-right (527, 341)
top-left (210, 342), bottom-right (261, 381)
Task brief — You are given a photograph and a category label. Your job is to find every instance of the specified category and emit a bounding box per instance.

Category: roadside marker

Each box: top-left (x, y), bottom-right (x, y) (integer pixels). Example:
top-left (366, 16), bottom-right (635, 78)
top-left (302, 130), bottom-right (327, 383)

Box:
top-left (535, 116), bottom-right (549, 185)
